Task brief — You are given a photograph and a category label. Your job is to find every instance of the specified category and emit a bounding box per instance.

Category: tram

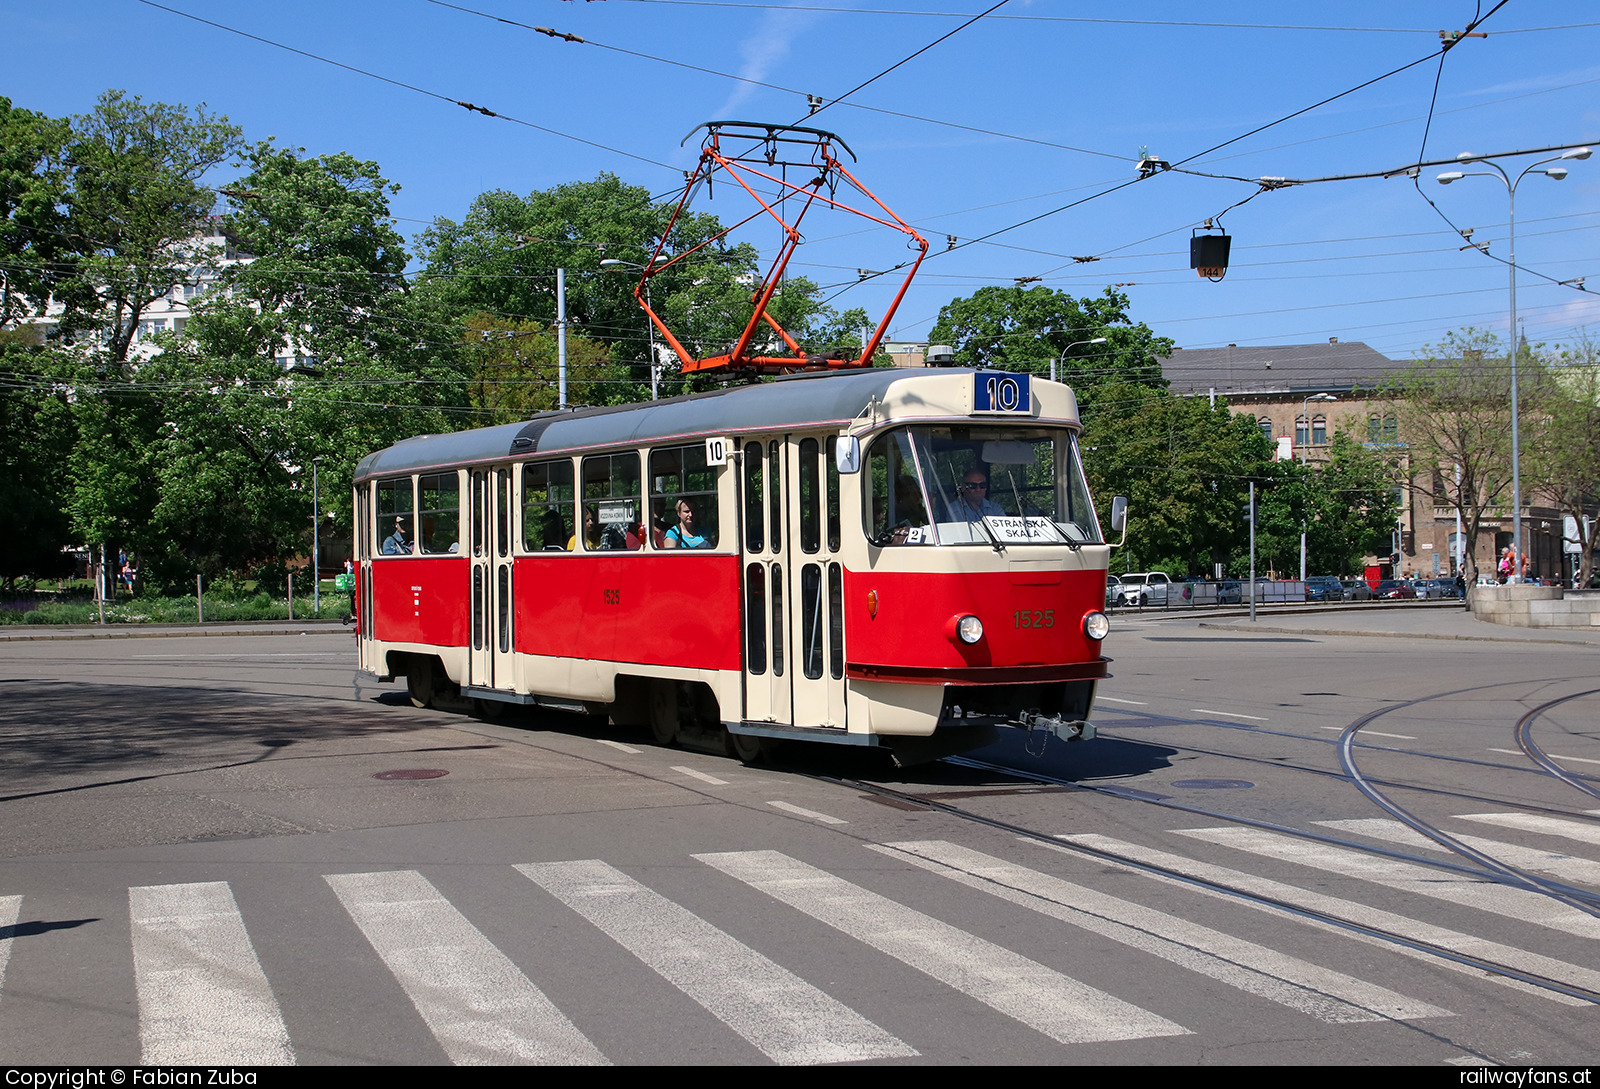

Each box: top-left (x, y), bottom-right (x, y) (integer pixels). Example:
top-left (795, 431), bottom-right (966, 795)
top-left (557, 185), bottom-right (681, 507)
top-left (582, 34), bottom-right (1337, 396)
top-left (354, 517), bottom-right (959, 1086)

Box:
top-left (353, 366), bottom-right (1122, 763)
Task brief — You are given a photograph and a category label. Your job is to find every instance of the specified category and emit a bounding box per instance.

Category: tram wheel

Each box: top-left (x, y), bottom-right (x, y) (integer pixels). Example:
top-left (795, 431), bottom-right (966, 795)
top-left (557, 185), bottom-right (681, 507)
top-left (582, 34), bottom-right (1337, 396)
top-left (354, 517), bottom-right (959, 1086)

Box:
top-left (407, 659), bottom-right (435, 708)
top-left (648, 679), bottom-right (679, 746)
top-left (725, 729), bottom-right (767, 765)
top-left (472, 697), bottom-right (505, 721)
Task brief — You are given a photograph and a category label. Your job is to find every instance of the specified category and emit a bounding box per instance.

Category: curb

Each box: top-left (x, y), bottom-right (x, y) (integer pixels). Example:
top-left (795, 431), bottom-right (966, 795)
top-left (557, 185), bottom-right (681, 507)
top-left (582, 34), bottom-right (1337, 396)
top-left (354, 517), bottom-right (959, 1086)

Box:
top-left (1196, 621), bottom-right (1600, 648)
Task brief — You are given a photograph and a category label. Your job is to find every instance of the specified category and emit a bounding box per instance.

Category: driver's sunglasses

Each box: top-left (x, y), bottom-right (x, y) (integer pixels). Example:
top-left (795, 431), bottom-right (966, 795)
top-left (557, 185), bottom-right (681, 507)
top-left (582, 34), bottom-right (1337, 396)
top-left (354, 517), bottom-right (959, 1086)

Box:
top-left (960, 482), bottom-right (987, 491)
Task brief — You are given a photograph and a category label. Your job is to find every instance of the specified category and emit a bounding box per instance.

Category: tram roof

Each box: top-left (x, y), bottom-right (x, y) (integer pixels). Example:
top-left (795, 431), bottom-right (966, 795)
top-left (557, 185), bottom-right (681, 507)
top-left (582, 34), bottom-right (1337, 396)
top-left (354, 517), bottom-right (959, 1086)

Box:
top-left (354, 368), bottom-right (1073, 481)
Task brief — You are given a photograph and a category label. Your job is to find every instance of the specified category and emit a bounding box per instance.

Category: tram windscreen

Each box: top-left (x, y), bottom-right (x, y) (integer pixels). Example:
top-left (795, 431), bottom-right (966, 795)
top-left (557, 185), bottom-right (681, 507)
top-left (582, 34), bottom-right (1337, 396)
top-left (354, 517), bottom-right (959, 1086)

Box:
top-left (865, 426), bottom-right (1101, 546)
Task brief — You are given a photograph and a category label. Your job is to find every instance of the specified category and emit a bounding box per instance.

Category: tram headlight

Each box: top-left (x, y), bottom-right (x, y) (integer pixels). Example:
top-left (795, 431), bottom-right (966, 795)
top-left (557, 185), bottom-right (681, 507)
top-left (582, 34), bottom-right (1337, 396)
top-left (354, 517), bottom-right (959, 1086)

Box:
top-left (949, 614), bottom-right (984, 645)
top-left (1083, 611), bottom-right (1110, 641)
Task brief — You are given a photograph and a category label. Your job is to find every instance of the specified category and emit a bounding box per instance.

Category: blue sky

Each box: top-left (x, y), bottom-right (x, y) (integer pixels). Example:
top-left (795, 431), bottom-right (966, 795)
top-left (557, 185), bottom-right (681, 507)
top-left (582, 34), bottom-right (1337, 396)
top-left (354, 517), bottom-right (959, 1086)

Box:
top-left (7, 1), bottom-right (1599, 361)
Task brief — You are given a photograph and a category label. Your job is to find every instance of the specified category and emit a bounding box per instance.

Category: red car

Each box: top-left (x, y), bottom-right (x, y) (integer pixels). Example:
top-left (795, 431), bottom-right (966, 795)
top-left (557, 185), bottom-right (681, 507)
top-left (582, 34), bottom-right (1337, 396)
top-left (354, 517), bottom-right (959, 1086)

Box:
top-left (1373, 579), bottom-right (1416, 599)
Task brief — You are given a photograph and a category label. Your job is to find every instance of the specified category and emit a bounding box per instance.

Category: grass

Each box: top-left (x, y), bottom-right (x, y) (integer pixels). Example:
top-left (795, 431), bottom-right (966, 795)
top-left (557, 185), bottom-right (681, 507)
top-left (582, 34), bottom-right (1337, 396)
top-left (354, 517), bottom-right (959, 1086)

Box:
top-left (0, 584), bottom-right (350, 626)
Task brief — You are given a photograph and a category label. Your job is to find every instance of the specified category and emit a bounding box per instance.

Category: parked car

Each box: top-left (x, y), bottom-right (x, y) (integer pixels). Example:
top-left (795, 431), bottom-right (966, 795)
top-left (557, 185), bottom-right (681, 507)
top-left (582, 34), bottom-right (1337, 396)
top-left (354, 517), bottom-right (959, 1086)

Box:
top-left (1373, 579), bottom-right (1416, 600)
top-left (1415, 578), bottom-right (1461, 599)
top-left (1105, 575), bottom-right (1122, 608)
top-left (1117, 571), bottom-right (1173, 607)
top-left (1342, 580), bottom-right (1373, 601)
top-left (1216, 578), bottom-right (1243, 605)
top-left (1304, 576), bottom-right (1345, 602)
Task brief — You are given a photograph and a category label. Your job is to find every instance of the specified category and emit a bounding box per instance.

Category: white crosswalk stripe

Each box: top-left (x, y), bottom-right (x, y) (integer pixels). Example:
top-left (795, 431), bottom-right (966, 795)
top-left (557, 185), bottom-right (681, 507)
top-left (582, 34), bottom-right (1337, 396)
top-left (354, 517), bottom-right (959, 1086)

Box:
top-left (1456, 812), bottom-right (1600, 848)
top-left (517, 859), bottom-right (916, 1064)
top-left (1175, 826), bottom-right (1600, 939)
top-left (1319, 818), bottom-right (1600, 887)
top-left (872, 840), bottom-right (1451, 1023)
top-left (325, 870), bottom-right (607, 1065)
top-left (1059, 834), bottom-right (1599, 1006)
top-left (128, 882), bottom-right (295, 1066)
top-left (696, 848), bottom-right (1191, 1045)
top-left (0, 895), bottom-right (19, 1007)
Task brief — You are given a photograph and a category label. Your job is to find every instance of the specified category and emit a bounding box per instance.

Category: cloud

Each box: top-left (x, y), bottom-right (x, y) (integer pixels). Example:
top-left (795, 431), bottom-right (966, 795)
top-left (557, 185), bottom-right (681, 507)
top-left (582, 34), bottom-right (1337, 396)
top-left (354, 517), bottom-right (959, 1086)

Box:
top-left (709, 7), bottom-right (821, 119)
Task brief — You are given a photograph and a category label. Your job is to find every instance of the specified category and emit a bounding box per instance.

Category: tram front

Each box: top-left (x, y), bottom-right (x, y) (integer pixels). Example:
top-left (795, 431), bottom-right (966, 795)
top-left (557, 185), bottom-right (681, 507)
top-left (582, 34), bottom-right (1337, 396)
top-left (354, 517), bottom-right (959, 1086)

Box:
top-left (836, 370), bottom-right (1117, 762)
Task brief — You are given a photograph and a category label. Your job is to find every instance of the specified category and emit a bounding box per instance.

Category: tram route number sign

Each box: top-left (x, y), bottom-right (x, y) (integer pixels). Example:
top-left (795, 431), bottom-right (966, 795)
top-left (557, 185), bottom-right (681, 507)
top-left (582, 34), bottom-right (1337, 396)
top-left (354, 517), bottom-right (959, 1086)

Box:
top-left (973, 372), bottom-right (1031, 414)
top-left (705, 436), bottom-right (730, 465)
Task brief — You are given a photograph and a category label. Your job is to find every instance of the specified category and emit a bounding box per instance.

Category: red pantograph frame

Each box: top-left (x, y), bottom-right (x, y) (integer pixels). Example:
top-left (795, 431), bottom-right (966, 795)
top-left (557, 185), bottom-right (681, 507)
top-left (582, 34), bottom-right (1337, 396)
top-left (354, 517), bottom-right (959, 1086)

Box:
top-left (635, 122), bottom-right (929, 375)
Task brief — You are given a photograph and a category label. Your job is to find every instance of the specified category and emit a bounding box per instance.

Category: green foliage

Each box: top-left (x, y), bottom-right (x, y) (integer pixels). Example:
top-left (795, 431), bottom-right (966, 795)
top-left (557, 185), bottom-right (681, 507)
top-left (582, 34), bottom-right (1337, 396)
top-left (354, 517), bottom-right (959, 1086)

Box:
top-left (1083, 382), bottom-right (1271, 574)
top-left (49, 91), bottom-right (244, 366)
top-left (1250, 434), bottom-right (1397, 576)
top-left (1528, 333), bottom-right (1600, 587)
top-left (927, 285), bottom-right (1173, 392)
top-left (1382, 328), bottom-right (1515, 584)
top-left (0, 344), bottom-right (76, 589)
top-left (0, 96), bottom-right (72, 328)
top-left (463, 312), bottom-right (618, 421)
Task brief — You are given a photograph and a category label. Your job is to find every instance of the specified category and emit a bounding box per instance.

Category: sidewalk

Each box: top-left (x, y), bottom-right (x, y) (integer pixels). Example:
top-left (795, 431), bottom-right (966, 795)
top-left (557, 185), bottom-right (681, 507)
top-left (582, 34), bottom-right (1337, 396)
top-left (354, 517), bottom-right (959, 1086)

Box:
top-left (1187, 603), bottom-right (1600, 647)
top-left (0, 619), bottom-right (350, 643)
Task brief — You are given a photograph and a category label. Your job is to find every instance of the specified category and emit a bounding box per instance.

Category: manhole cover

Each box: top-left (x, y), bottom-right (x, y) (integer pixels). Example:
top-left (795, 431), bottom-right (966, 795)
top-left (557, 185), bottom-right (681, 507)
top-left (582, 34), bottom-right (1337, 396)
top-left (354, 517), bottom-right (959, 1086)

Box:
top-left (373, 769), bottom-right (449, 781)
top-left (1170, 778), bottom-right (1254, 790)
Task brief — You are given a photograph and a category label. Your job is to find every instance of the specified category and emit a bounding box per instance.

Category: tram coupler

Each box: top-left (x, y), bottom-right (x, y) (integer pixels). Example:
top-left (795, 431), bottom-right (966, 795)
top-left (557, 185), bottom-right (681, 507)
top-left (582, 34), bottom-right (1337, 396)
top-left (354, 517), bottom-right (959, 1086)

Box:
top-left (1017, 710), bottom-right (1095, 744)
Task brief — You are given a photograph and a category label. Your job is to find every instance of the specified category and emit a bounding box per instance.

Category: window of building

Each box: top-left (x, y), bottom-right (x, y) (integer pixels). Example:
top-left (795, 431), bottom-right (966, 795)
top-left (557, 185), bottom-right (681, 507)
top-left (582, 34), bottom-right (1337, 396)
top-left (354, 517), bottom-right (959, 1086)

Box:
top-left (1295, 415), bottom-right (1309, 447)
top-left (1312, 416), bottom-right (1327, 445)
top-left (1258, 417), bottom-right (1273, 440)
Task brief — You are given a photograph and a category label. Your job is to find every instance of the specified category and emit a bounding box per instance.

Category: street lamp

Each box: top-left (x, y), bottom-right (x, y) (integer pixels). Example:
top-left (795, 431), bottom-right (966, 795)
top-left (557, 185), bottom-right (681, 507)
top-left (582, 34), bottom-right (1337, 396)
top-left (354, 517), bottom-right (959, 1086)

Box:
top-left (600, 257), bottom-right (668, 400)
top-left (1298, 393), bottom-right (1336, 581)
top-left (312, 456), bottom-right (324, 613)
top-left (1300, 392), bottom-right (1337, 465)
top-left (1437, 146), bottom-right (1589, 582)
top-left (1051, 337), bottom-right (1107, 382)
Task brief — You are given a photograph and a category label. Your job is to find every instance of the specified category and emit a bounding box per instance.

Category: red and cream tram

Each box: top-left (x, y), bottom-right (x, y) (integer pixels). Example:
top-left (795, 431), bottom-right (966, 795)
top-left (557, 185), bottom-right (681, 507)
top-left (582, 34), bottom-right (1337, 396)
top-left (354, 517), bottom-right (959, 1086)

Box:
top-left (353, 367), bottom-right (1120, 763)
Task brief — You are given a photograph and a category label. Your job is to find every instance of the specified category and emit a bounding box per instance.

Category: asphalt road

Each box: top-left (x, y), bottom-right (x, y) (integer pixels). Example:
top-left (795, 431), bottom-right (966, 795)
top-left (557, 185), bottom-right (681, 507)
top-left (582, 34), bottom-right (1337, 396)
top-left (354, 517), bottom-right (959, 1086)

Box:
top-left (0, 614), bottom-right (1597, 1066)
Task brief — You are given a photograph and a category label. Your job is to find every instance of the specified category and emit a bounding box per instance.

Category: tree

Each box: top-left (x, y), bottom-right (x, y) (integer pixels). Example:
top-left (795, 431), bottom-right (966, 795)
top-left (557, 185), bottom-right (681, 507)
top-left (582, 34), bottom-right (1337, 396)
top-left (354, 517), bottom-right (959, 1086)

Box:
top-left (1251, 434), bottom-right (1397, 576)
top-left (48, 91), bottom-right (243, 368)
top-left (1528, 333), bottom-right (1600, 587)
top-left (0, 96), bottom-right (71, 329)
top-left (417, 174), bottom-right (857, 396)
top-left (1381, 329), bottom-right (1515, 587)
top-left (463, 313), bottom-right (614, 422)
top-left (926, 285), bottom-right (1173, 392)
top-left (1083, 382), bottom-right (1272, 574)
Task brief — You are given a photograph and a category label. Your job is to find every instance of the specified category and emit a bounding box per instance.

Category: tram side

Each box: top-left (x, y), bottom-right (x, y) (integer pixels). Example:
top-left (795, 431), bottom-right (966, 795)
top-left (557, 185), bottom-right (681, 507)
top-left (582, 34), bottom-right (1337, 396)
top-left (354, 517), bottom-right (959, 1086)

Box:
top-left (352, 369), bottom-right (1116, 762)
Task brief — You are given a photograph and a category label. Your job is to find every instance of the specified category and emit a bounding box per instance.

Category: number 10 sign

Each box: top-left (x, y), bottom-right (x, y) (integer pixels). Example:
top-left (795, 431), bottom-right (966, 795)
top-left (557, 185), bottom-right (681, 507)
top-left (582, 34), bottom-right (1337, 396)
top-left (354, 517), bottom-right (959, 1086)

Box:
top-left (973, 372), bottom-right (1030, 414)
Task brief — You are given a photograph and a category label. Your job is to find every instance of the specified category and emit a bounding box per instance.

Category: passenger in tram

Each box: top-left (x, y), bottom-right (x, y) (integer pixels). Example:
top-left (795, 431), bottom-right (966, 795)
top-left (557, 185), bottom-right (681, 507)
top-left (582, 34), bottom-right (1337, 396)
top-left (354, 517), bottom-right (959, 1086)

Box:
top-left (537, 509), bottom-right (567, 550)
top-left (661, 499), bottom-right (710, 549)
top-left (947, 469), bottom-right (1004, 520)
top-left (381, 516), bottom-right (411, 555)
top-left (567, 506), bottom-right (602, 551)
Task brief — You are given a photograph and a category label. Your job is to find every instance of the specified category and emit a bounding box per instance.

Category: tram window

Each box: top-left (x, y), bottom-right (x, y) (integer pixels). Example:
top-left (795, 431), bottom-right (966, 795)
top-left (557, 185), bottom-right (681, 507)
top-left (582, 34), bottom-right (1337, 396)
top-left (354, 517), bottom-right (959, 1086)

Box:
top-left (826, 437), bottom-right (841, 553)
top-left (376, 477), bottom-right (415, 555)
top-left (523, 459), bottom-right (576, 551)
top-left (583, 452), bottom-right (643, 551)
top-left (745, 563), bottom-right (766, 675)
top-left (801, 563), bottom-right (823, 680)
top-left (650, 444), bottom-right (719, 549)
top-left (497, 566), bottom-right (511, 653)
top-left (771, 562), bottom-right (784, 677)
top-left (828, 564), bottom-right (844, 680)
top-left (743, 441), bottom-right (764, 553)
top-left (418, 473), bottom-right (460, 554)
top-left (768, 439), bottom-right (783, 552)
top-left (798, 438), bottom-right (821, 554)
top-left (863, 432), bottom-right (934, 547)
top-left (497, 471), bottom-right (512, 558)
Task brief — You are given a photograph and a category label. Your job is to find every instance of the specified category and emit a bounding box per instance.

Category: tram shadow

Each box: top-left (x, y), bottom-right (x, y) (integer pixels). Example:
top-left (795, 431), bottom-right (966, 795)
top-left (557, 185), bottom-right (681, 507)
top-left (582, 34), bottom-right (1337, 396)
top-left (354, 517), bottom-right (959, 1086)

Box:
top-left (759, 728), bottom-right (1176, 788)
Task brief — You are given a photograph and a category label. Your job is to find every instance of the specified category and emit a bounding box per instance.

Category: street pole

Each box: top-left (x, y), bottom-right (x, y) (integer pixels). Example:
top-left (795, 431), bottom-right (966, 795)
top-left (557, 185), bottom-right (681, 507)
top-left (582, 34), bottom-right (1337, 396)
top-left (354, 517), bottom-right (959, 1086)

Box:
top-left (1437, 148), bottom-right (1589, 583)
top-left (312, 456), bottom-right (323, 613)
top-left (1249, 481), bottom-right (1257, 623)
top-left (557, 267), bottom-right (568, 409)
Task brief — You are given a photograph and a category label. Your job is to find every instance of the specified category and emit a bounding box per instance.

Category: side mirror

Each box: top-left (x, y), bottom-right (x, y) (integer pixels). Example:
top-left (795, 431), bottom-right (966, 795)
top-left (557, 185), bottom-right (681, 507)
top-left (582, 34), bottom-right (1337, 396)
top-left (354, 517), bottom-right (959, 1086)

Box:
top-left (1108, 495), bottom-right (1129, 549)
top-left (835, 435), bottom-right (862, 474)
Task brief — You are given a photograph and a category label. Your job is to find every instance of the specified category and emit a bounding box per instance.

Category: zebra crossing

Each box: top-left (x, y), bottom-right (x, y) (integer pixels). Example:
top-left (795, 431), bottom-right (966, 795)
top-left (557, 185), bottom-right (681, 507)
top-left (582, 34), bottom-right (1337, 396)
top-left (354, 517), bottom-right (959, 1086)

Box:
top-left (2, 807), bottom-right (1598, 1065)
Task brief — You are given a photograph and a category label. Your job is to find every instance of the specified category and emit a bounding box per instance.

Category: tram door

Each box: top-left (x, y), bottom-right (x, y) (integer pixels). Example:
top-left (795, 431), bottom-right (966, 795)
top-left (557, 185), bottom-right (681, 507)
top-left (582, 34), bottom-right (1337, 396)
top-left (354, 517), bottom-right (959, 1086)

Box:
top-left (469, 466), bottom-right (517, 690)
top-left (739, 437), bottom-right (846, 731)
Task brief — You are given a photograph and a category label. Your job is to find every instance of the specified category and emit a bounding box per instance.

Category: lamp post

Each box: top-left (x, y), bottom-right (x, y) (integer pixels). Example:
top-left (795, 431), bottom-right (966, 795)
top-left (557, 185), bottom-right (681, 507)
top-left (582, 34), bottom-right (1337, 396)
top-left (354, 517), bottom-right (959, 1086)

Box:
top-left (312, 456), bottom-right (324, 613)
top-left (600, 258), bottom-right (666, 400)
top-left (1051, 337), bottom-right (1107, 382)
top-left (1437, 146), bottom-right (1590, 582)
top-left (1298, 393), bottom-right (1336, 581)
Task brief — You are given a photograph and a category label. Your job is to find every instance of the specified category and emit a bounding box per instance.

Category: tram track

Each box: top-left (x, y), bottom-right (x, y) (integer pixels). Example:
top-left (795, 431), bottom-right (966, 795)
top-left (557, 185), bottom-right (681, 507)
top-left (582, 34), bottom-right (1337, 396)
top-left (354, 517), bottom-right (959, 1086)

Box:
top-left (822, 764), bottom-right (1600, 1006)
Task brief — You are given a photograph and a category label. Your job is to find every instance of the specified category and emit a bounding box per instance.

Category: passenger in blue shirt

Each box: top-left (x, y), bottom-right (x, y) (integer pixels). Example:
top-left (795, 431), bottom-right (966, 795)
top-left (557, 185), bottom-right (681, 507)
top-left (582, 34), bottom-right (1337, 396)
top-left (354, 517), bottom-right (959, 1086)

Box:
top-left (662, 499), bottom-right (710, 548)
